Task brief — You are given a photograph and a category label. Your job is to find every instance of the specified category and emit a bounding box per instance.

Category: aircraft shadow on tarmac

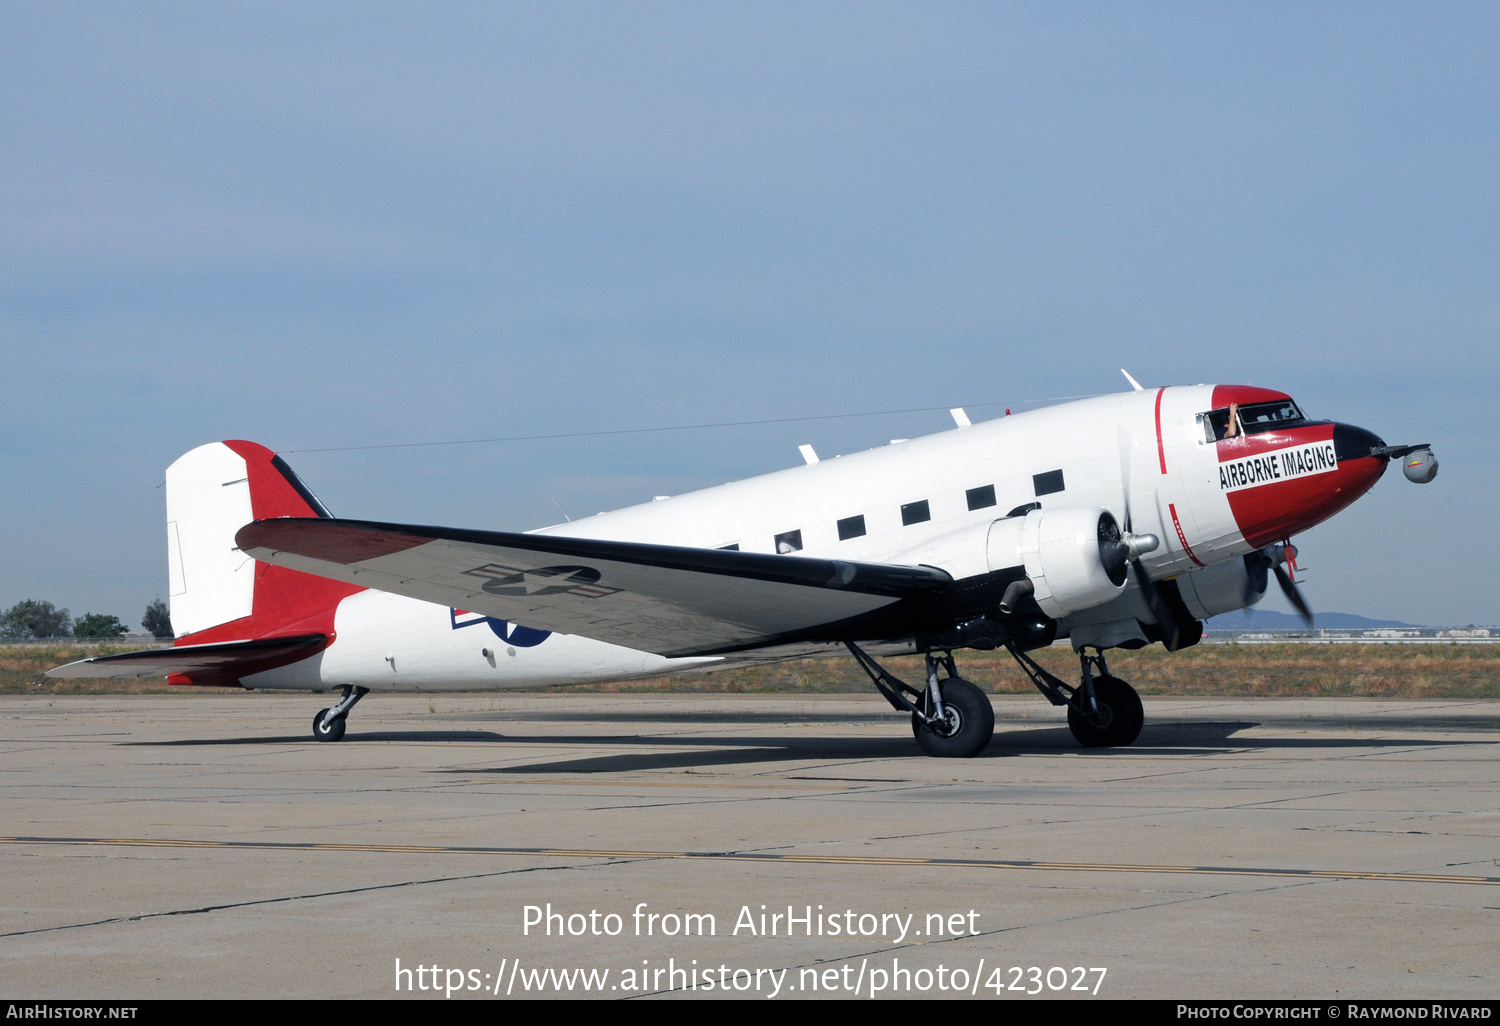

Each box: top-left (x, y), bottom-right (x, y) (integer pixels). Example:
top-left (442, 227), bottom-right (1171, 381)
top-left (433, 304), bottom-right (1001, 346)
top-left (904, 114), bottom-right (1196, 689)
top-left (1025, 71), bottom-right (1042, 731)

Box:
top-left (126, 719), bottom-right (1490, 775)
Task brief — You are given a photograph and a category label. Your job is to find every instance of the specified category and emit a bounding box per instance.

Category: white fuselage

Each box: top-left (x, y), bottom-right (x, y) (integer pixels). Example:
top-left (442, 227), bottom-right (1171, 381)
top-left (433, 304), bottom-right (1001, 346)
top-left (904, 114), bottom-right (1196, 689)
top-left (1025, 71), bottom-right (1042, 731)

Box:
top-left (244, 387), bottom-right (1257, 692)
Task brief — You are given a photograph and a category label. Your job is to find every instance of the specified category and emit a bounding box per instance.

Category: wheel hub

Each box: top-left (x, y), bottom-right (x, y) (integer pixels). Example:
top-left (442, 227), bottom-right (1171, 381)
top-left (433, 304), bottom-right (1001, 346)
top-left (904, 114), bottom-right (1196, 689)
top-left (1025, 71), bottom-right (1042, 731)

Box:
top-left (930, 704), bottom-right (963, 738)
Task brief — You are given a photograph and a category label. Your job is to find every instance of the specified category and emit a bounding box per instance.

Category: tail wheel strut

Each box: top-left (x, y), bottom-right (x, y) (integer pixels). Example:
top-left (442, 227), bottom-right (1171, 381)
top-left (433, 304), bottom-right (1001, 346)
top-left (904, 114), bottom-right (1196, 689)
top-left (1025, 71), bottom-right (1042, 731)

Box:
top-left (313, 685), bottom-right (368, 743)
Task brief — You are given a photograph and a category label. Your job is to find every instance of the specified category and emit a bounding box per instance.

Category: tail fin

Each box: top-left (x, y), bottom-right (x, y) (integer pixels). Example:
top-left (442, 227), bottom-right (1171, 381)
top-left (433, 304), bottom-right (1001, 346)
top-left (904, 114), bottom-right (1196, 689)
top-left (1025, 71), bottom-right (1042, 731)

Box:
top-left (165, 440), bottom-right (360, 644)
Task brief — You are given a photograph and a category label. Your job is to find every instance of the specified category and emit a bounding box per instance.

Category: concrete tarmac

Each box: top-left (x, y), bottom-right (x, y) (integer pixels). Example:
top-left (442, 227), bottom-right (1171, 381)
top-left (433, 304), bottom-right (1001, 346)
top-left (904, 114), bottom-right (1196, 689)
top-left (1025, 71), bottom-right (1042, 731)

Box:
top-left (2, 691), bottom-right (1497, 1000)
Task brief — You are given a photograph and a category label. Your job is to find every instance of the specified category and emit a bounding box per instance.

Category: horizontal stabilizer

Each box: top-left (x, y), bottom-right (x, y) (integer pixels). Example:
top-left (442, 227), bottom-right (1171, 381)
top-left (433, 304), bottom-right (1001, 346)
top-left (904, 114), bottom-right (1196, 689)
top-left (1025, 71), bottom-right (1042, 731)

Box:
top-left (47, 634), bottom-right (328, 683)
top-left (236, 519), bottom-right (952, 657)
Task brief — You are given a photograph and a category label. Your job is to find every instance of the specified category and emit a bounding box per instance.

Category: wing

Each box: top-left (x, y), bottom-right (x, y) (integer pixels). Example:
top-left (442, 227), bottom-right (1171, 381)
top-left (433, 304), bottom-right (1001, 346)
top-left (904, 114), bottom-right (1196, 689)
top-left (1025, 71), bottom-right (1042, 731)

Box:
top-left (47, 634), bottom-right (328, 685)
top-left (235, 519), bottom-right (951, 657)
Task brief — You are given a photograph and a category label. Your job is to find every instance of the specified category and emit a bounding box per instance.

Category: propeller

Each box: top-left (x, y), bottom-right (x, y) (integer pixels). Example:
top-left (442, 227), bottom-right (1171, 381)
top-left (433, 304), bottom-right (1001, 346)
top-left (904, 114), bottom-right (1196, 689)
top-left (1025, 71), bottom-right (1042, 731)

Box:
top-left (1115, 425), bottom-right (1186, 644)
top-left (1244, 542), bottom-right (1313, 627)
top-left (1113, 423), bottom-right (1313, 632)
top-left (1273, 545), bottom-right (1314, 626)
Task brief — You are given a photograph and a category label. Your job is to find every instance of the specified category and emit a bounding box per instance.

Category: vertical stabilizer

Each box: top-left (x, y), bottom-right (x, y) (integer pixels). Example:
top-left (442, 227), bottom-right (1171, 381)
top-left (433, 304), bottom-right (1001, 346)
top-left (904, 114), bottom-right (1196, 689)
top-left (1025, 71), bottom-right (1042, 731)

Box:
top-left (165, 440), bottom-right (360, 644)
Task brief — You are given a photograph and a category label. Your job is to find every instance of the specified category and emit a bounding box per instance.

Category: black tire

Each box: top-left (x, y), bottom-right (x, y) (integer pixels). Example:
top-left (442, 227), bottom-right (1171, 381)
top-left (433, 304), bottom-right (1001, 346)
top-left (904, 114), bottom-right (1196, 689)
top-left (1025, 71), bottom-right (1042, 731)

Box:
top-left (313, 708), bottom-right (346, 743)
top-left (910, 677), bottom-right (995, 758)
top-left (1067, 675), bottom-right (1143, 748)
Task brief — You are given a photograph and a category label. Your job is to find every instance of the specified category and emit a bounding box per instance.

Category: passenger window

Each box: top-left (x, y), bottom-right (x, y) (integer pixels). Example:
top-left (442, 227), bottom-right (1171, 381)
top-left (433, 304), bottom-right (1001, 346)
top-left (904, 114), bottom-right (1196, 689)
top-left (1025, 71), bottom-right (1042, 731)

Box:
top-left (901, 500), bottom-right (931, 526)
top-left (1033, 470), bottom-right (1065, 496)
top-left (837, 515), bottom-right (866, 541)
top-left (774, 530), bottom-right (803, 554)
top-left (965, 485), bottom-right (996, 511)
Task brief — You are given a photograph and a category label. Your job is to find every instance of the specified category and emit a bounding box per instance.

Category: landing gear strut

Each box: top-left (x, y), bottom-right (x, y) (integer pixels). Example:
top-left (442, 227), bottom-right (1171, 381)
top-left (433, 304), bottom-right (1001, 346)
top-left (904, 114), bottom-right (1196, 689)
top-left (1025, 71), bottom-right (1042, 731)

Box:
top-left (312, 685), bottom-right (368, 742)
top-left (846, 643), bottom-right (995, 757)
top-left (1003, 642), bottom-right (1143, 748)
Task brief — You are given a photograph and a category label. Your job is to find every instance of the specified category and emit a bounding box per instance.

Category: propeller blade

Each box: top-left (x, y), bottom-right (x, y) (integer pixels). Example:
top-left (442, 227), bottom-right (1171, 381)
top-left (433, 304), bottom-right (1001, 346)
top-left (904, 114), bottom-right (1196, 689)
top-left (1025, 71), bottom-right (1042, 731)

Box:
top-left (1241, 550), bottom-right (1271, 606)
top-left (1117, 425), bottom-right (1135, 534)
top-left (1132, 556), bottom-right (1186, 648)
top-left (1273, 564), bottom-right (1314, 626)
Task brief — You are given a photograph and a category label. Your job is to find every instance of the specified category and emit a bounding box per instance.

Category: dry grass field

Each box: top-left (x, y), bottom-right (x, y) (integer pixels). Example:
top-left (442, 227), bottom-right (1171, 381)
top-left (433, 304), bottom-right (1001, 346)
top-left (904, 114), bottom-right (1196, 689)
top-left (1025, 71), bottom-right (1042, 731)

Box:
top-left (583, 643), bottom-right (1500, 698)
top-left (6, 640), bottom-right (1499, 698)
top-left (0, 642), bottom-right (178, 694)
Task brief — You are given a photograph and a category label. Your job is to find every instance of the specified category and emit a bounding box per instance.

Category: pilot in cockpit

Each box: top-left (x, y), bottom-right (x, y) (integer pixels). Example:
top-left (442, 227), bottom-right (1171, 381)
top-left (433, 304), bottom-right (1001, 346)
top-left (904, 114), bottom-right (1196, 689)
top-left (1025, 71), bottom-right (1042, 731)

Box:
top-left (1202, 397), bottom-right (1306, 443)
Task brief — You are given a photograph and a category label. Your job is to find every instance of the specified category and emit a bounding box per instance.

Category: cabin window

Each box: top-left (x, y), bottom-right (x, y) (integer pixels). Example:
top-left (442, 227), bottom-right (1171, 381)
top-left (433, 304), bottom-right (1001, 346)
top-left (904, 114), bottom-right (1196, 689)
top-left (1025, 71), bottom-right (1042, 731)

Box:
top-left (774, 530), bottom-right (802, 554)
top-left (966, 485), bottom-right (996, 511)
top-left (837, 515), bottom-right (866, 540)
top-left (1033, 470), bottom-right (1065, 496)
top-left (900, 500), bottom-right (931, 526)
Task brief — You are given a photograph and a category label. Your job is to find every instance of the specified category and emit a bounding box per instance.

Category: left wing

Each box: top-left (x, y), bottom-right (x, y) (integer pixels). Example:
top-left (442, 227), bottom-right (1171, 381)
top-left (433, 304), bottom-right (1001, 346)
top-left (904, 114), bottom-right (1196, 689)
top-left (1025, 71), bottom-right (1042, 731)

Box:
top-left (236, 518), bottom-right (951, 657)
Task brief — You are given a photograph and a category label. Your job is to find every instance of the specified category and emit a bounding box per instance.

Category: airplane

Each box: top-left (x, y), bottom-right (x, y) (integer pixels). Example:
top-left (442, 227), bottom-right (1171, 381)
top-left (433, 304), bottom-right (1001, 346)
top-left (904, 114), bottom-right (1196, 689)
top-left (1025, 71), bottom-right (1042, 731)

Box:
top-left (51, 375), bottom-right (1438, 756)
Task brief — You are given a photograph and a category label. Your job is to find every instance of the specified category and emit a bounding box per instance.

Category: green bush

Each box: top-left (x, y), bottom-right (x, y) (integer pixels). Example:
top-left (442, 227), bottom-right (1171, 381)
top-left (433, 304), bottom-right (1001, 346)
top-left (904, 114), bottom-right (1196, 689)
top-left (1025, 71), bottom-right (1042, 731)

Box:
top-left (73, 613), bottom-right (129, 639)
top-left (0, 599), bottom-right (72, 639)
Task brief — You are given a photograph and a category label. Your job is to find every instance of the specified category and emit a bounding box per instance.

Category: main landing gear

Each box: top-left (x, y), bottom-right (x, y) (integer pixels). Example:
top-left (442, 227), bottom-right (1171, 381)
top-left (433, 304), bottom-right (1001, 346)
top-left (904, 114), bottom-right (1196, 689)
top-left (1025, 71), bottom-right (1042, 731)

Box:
top-left (1003, 643), bottom-right (1143, 748)
top-left (312, 685), bottom-right (368, 742)
top-left (846, 640), bottom-right (1144, 755)
top-left (846, 643), bottom-right (995, 757)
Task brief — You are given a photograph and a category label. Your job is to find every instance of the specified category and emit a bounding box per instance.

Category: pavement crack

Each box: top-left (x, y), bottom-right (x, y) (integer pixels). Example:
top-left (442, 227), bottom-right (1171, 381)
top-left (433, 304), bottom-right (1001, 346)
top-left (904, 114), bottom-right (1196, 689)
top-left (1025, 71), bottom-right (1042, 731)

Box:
top-left (0, 862), bottom-right (592, 940)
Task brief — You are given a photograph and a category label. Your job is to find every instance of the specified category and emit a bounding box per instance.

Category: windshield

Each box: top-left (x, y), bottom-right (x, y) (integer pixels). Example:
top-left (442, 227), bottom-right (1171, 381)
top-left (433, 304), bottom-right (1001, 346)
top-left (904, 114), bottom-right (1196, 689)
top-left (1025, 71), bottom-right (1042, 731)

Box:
top-left (1203, 399), bottom-right (1305, 441)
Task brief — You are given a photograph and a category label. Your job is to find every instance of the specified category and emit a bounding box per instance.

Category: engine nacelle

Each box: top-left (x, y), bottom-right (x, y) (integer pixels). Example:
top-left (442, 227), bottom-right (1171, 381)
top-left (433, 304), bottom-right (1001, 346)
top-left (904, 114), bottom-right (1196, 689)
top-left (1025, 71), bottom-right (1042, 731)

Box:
top-left (987, 507), bottom-right (1127, 618)
top-left (1174, 553), bottom-right (1269, 620)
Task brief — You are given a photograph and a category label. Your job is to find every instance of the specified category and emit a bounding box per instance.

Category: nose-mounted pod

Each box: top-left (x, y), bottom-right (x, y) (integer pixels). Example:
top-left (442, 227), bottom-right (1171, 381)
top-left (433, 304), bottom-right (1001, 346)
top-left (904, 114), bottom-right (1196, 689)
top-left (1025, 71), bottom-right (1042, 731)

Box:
top-left (1367, 442), bottom-right (1439, 484)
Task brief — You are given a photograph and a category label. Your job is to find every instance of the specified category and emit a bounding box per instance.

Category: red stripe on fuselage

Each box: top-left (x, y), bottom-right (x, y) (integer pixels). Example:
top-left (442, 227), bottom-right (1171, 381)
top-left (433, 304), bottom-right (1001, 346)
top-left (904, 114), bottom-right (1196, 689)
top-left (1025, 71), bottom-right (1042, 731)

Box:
top-left (1168, 503), bottom-right (1207, 567)
top-left (1154, 388), bottom-right (1167, 474)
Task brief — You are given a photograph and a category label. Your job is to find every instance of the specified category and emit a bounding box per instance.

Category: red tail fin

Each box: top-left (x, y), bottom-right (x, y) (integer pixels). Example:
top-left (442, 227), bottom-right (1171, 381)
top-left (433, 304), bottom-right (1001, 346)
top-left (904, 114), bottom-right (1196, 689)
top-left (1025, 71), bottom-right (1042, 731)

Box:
top-left (172, 441), bottom-right (362, 646)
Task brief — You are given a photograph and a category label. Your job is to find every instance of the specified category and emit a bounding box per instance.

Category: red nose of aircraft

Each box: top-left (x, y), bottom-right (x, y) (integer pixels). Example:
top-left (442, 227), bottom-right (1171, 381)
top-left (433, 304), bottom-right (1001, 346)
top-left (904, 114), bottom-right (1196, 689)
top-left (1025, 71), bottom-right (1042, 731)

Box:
top-left (1220, 419), bottom-right (1388, 549)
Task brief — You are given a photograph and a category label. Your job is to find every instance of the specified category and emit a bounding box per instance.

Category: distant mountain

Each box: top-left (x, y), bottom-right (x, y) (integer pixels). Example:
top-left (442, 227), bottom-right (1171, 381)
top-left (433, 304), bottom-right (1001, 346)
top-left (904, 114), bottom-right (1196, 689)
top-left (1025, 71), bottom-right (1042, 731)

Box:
top-left (1204, 609), bottom-right (1422, 630)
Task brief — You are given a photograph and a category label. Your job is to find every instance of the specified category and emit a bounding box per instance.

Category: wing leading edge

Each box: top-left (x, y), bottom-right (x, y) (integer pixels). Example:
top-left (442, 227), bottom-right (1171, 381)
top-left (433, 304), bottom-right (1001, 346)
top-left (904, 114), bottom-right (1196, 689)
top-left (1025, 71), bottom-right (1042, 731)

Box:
top-left (235, 518), bottom-right (952, 657)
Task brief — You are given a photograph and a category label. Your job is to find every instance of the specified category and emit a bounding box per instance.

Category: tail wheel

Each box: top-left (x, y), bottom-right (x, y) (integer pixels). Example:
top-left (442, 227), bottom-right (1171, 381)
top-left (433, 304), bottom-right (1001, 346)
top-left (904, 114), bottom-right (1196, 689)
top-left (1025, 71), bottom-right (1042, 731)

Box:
top-left (911, 677), bottom-right (995, 758)
top-left (1067, 675), bottom-right (1143, 748)
top-left (312, 709), bottom-right (346, 743)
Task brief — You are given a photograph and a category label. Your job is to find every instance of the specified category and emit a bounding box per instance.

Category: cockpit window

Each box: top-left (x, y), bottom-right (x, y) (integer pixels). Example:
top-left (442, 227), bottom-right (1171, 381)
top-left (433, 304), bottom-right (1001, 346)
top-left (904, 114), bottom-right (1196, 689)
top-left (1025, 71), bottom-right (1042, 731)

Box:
top-left (1238, 400), bottom-right (1304, 431)
top-left (1203, 400), bottom-right (1305, 441)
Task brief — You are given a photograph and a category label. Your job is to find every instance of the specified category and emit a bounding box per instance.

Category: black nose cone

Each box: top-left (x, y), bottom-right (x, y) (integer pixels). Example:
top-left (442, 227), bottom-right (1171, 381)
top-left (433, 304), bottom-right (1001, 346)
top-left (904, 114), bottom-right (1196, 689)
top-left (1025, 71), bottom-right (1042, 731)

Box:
top-left (1332, 423), bottom-right (1387, 462)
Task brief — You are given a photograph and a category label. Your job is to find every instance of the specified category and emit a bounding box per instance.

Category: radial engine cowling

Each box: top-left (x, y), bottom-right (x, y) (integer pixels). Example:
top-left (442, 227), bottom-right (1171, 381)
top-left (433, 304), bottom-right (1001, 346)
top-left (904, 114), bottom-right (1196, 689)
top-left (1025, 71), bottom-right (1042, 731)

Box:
top-left (987, 507), bottom-right (1128, 618)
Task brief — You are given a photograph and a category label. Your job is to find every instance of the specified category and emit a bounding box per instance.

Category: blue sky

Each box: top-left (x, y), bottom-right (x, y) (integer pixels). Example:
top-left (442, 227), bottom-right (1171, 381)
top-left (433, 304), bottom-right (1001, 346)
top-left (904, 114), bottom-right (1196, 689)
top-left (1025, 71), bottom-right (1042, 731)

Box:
top-left (2, 3), bottom-right (1495, 626)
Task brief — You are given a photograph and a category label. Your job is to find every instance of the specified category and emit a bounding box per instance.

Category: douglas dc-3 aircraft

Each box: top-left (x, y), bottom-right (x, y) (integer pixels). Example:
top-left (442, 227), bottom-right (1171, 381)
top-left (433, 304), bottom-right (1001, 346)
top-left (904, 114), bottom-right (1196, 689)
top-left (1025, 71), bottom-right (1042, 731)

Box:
top-left (52, 376), bottom-right (1437, 756)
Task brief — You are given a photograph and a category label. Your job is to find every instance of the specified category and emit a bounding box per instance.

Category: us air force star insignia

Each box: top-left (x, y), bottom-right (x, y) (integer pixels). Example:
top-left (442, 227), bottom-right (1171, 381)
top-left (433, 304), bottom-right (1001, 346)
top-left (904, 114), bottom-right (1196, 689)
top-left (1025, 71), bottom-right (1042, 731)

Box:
top-left (463, 563), bottom-right (620, 598)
